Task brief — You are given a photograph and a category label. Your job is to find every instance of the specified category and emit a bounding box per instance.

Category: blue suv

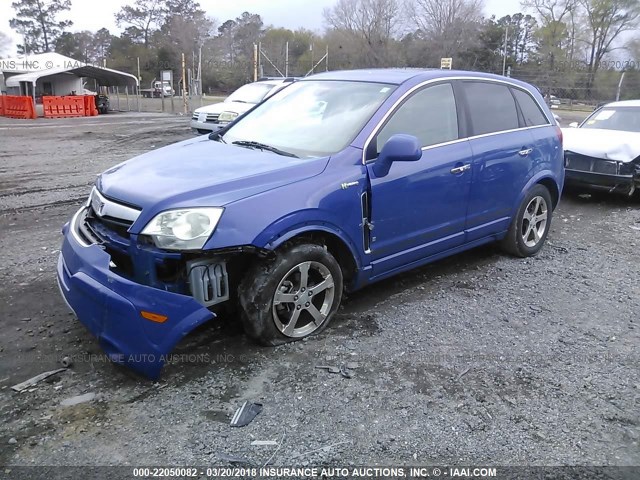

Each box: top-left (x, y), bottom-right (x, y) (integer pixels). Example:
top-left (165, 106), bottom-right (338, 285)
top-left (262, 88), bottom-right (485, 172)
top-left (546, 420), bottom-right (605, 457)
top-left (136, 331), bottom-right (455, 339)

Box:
top-left (57, 69), bottom-right (564, 378)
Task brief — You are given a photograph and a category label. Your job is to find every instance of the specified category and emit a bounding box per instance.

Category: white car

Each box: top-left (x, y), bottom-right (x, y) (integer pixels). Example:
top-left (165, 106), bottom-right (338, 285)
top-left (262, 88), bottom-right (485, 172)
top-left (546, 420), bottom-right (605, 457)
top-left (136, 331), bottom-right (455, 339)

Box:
top-left (563, 99), bottom-right (640, 196)
top-left (191, 79), bottom-right (294, 134)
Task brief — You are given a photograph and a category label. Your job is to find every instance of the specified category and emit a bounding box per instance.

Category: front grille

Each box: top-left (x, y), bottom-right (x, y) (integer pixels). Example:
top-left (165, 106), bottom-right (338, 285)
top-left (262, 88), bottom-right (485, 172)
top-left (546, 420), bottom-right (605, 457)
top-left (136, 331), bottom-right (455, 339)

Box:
top-left (193, 113), bottom-right (219, 123)
top-left (89, 210), bottom-right (133, 239)
top-left (566, 155), bottom-right (590, 171)
top-left (566, 153), bottom-right (620, 175)
top-left (85, 188), bottom-right (140, 242)
top-left (75, 208), bottom-right (103, 245)
top-left (72, 193), bottom-right (185, 288)
top-left (593, 160), bottom-right (618, 175)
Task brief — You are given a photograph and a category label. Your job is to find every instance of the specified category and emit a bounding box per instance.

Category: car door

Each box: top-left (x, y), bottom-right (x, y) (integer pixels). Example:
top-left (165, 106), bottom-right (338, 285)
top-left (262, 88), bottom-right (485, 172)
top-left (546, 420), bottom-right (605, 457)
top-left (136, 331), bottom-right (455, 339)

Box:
top-left (365, 81), bottom-right (473, 276)
top-left (461, 81), bottom-right (536, 242)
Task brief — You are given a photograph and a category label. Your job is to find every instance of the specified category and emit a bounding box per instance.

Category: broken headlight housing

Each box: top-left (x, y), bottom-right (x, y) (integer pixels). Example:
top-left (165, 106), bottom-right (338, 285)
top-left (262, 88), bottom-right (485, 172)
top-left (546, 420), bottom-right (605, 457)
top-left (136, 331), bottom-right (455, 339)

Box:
top-left (141, 207), bottom-right (224, 250)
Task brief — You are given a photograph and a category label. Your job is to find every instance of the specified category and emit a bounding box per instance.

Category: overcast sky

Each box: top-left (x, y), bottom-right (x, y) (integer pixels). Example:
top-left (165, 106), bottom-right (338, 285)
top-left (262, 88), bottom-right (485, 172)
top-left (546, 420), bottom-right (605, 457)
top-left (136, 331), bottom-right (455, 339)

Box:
top-left (1, 0), bottom-right (521, 55)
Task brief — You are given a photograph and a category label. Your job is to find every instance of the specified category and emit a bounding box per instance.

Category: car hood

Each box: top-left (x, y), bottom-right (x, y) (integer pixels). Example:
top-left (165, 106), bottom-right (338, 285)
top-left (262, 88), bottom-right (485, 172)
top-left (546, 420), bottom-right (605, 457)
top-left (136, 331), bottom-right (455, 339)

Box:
top-left (97, 136), bottom-right (327, 214)
top-left (562, 127), bottom-right (640, 162)
top-left (194, 101), bottom-right (255, 115)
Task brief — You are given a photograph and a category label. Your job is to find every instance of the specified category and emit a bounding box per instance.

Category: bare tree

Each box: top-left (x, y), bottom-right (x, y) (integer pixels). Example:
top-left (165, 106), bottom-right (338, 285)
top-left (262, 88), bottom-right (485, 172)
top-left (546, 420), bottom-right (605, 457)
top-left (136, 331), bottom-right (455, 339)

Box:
top-left (522, 0), bottom-right (576, 23)
top-left (579, 0), bottom-right (640, 89)
top-left (522, 0), bottom-right (577, 68)
top-left (323, 0), bottom-right (401, 67)
top-left (405, 0), bottom-right (485, 62)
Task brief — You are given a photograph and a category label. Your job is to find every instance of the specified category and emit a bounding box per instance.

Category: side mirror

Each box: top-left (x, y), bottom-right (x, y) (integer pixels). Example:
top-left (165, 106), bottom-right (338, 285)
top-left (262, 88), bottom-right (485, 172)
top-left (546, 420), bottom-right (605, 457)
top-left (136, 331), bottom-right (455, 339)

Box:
top-left (372, 134), bottom-right (422, 177)
top-left (568, 122), bottom-right (579, 128)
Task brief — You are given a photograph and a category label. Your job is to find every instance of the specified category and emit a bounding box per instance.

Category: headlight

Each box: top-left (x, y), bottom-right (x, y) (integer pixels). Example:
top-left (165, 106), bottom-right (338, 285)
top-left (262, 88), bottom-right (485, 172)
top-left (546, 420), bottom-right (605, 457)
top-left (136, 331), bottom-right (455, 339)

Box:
top-left (218, 111), bottom-right (239, 124)
top-left (141, 207), bottom-right (224, 250)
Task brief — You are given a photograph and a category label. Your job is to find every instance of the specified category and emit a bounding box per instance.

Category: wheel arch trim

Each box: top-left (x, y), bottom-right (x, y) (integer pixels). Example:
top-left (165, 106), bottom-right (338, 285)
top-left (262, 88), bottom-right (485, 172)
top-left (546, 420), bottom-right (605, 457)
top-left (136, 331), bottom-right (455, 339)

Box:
top-left (253, 218), bottom-right (364, 283)
top-left (513, 172), bottom-right (561, 218)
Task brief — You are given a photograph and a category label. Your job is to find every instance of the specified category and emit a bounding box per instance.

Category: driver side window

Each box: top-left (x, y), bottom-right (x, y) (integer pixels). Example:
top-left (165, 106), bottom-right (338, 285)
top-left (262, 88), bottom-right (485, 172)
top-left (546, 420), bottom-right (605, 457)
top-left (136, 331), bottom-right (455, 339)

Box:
top-left (376, 83), bottom-right (459, 153)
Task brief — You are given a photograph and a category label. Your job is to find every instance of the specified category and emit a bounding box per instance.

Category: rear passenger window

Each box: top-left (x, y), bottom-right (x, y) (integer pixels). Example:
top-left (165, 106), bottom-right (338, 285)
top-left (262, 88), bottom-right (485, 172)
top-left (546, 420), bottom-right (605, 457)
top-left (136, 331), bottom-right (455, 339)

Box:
top-left (376, 83), bottom-right (458, 152)
top-left (512, 88), bottom-right (549, 126)
top-left (464, 82), bottom-right (519, 135)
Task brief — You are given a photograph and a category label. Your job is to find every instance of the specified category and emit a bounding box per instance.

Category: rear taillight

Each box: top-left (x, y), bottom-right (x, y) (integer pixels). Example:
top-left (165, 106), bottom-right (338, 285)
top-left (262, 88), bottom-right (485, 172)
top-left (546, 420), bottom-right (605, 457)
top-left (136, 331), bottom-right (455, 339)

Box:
top-left (555, 125), bottom-right (563, 146)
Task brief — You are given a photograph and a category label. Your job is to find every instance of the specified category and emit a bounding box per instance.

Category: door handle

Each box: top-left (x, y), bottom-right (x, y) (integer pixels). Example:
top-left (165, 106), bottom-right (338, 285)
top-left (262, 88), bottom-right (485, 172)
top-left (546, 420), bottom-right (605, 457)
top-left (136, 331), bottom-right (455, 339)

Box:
top-left (518, 148), bottom-right (533, 156)
top-left (450, 164), bottom-right (471, 174)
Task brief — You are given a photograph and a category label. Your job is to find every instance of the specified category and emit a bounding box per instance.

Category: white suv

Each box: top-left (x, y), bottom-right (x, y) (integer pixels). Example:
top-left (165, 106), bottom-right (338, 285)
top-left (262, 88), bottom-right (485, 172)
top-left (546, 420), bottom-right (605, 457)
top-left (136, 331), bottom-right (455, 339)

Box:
top-left (191, 79), bottom-right (294, 134)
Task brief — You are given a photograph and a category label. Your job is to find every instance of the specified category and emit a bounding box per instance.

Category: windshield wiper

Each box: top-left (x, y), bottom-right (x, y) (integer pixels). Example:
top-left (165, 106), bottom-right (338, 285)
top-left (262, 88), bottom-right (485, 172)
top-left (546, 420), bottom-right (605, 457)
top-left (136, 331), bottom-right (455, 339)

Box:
top-left (232, 140), bottom-right (298, 158)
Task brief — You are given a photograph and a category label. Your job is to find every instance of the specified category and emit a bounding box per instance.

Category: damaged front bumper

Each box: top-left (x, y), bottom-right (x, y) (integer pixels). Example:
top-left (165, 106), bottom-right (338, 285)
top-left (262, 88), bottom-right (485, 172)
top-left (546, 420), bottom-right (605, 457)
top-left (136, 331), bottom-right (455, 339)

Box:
top-left (57, 208), bottom-right (216, 379)
top-left (565, 152), bottom-right (640, 195)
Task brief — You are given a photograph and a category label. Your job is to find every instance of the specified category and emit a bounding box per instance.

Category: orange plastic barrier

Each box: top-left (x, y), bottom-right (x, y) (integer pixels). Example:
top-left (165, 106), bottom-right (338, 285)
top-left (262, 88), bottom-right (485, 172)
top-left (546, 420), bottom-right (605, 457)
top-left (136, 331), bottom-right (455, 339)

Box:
top-left (0, 96), bottom-right (4, 116)
top-left (83, 95), bottom-right (98, 116)
top-left (43, 95), bottom-right (86, 118)
top-left (2, 95), bottom-right (36, 119)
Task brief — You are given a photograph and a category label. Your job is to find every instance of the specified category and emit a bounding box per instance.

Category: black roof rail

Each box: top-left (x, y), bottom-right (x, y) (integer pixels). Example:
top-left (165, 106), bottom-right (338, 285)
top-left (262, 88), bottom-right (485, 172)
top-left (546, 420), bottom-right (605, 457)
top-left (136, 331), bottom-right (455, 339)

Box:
top-left (257, 76), bottom-right (298, 83)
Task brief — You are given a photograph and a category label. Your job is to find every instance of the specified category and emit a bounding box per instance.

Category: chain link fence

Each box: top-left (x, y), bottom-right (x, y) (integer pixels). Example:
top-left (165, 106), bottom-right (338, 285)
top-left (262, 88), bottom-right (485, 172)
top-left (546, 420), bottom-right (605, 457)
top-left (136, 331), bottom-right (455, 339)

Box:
top-left (492, 67), bottom-right (640, 111)
top-left (106, 86), bottom-right (225, 115)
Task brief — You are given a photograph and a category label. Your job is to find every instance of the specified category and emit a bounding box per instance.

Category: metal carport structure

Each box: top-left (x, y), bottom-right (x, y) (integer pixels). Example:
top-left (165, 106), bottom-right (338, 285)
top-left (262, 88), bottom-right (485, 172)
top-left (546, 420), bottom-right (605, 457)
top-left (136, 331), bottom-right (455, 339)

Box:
top-left (3, 57), bottom-right (140, 115)
top-left (5, 64), bottom-right (139, 89)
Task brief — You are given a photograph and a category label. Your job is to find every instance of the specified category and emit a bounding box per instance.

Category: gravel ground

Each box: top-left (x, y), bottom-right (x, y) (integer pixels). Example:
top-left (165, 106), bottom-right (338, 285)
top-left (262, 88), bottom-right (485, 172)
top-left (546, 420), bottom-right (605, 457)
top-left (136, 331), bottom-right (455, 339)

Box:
top-left (0, 111), bottom-right (638, 472)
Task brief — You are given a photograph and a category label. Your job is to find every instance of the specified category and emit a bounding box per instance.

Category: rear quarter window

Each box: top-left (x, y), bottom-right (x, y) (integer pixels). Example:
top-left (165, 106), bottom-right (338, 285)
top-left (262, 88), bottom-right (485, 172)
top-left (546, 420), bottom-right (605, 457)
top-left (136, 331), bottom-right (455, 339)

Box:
top-left (512, 88), bottom-right (549, 126)
top-left (463, 81), bottom-right (519, 136)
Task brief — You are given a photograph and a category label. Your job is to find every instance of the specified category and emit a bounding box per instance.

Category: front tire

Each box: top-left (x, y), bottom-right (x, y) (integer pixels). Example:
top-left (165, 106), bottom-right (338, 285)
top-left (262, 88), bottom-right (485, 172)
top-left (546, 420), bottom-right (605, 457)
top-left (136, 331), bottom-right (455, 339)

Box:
top-left (500, 184), bottom-right (553, 257)
top-left (238, 243), bottom-right (343, 346)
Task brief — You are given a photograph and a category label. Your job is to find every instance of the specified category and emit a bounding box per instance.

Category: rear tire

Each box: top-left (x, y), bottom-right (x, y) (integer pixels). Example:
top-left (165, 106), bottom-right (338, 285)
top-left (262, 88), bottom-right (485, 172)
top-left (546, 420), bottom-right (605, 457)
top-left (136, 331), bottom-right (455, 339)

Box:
top-left (238, 243), bottom-right (343, 346)
top-left (197, 129), bottom-right (209, 135)
top-left (500, 184), bottom-right (553, 257)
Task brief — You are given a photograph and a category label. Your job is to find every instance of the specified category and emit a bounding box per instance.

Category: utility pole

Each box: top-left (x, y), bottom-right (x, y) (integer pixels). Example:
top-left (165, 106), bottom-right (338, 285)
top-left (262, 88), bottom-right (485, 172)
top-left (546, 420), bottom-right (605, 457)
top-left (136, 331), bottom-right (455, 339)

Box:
top-left (568, 5), bottom-right (575, 64)
top-left (310, 43), bottom-right (314, 75)
top-left (285, 41), bottom-right (289, 77)
top-left (182, 52), bottom-right (187, 114)
top-left (616, 71), bottom-right (626, 101)
top-left (502, 25), bottom-right (509, 76)
top-left (198, 45), bottom-right (203, 107)
top-left (326, 45), bottom-right (329, 72)
top-left (253, 44), bottom-right (258, 81)
top-left (137, 57), bottom-right (141, 112)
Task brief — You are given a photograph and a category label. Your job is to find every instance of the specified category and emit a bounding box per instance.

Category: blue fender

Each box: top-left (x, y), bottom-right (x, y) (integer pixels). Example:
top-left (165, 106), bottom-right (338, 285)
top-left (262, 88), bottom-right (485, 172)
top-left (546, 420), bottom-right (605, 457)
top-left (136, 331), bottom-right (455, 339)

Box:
top-left (510, 171), bottom-right (562, 219)
top-left (252, 209), bottom-right (365, 271)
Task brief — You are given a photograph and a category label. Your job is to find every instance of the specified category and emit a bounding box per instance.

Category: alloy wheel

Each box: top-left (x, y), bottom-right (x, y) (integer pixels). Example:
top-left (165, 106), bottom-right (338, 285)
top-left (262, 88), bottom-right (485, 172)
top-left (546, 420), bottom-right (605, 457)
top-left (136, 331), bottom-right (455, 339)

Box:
top-left (521, 195), bottom-right (548, 248)
top-left (272, 261), bottom-right (335, 338)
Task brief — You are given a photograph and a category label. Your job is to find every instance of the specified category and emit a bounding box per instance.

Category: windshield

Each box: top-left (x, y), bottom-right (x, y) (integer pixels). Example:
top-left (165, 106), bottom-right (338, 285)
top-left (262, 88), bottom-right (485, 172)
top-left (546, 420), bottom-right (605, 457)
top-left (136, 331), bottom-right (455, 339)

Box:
top-left (581, 107), bottom-right (640, 132)
top-left (226, 83), bottom-right (277, 104)
top-left (222, 80), bottom-right (396, 158)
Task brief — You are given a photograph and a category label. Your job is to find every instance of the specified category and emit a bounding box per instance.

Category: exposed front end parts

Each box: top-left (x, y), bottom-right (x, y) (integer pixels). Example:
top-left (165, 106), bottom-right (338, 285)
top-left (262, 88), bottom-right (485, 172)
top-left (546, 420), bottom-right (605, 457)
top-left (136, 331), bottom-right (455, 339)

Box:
top-left (187, 258), bottom-right (230, 307)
